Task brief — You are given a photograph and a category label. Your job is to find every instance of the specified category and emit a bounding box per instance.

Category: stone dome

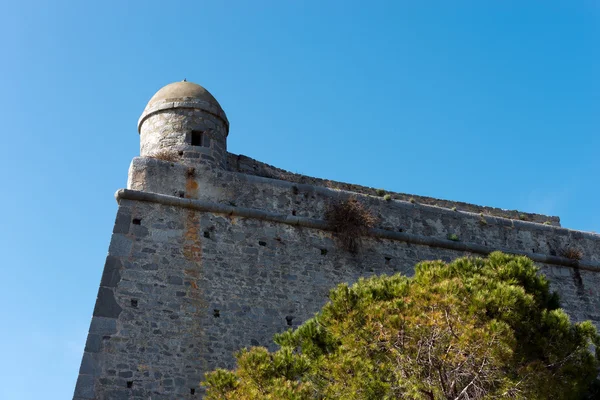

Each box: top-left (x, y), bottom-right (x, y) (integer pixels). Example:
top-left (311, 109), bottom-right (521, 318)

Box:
top-left (138, 80), bottom-right (228, 133)
top-left (147, 81), bottom-right (219, 107)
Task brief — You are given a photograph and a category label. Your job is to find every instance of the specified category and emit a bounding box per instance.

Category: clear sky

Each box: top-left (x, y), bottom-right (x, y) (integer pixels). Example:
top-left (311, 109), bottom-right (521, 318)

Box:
top-left (0, 1), bottom-right (598, 399)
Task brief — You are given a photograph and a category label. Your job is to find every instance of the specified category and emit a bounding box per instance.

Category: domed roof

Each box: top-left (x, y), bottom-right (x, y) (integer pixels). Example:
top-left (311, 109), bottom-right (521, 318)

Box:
top-left (138, 80), bottom-right (228, 133)
top-left (147, 81), bottom-right (220, 108)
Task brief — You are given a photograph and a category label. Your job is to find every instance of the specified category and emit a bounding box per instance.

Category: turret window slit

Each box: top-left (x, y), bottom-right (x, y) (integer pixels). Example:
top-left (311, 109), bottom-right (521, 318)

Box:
top-left (191, 130), bottom-right (204, 146)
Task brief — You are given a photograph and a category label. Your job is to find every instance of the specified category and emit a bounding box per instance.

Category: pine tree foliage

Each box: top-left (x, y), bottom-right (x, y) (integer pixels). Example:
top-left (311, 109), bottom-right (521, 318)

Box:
top-left (204, 252), bottom-right (600, 399)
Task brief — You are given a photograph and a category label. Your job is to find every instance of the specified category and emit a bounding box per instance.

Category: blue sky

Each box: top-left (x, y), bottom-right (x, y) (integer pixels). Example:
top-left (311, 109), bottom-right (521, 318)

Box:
top-left (0, 1), bottom-right (598, 399)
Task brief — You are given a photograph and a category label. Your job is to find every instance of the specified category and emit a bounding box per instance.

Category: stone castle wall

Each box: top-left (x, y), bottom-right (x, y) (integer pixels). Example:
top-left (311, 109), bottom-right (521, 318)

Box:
top-left (226, 153), bottom-right (561, 226)
top-left (74, 154), bottom-right (600, 399)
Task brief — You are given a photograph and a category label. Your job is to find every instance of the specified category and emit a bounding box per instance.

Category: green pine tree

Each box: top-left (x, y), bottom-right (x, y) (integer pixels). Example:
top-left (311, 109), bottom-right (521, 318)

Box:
top-left (204, 252), bottom-right (600, 400)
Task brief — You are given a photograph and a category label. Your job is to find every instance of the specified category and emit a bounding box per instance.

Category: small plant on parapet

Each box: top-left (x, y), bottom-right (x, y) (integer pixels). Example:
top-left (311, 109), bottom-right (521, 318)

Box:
top-left (543, 221), bottom-right (552, 226)
top-left (376, 189), bottom-right (386, 197)
top-left (447, 233), bottom-right (459, 242)
top-left (518, 214), bottom-right (528, 221)
top-left (325, 197), bottom-right (377, 254)
top-left (383, 194), bottom-right (392, 202)
top-left (560, 247), bottom-right (583, 261)
top-left (479, 213), bottom-right (488, 226)
top-left (452, 206), bottom-right (457, 211)
top-left (149, 149), bottom-right (179, 162)
top-left (409, 198), bottom-right (416, 204)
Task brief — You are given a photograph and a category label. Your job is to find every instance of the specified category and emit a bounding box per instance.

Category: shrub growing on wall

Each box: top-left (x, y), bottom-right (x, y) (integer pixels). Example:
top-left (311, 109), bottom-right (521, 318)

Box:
top-left (149, 149), bottom-right (179, 162)
top-left (204, 252), bottom-right (600, 400)
top-left (324, 197), bottom-right (376, 253)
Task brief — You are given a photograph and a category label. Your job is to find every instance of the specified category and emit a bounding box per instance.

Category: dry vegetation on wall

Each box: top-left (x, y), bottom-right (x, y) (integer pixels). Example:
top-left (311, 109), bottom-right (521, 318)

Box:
top-left (325, 197), bottom-right (377, 253)
top-left (561, 247), bottom-right (583, 261)
top-left (149, 149), bottom-right (179, 162)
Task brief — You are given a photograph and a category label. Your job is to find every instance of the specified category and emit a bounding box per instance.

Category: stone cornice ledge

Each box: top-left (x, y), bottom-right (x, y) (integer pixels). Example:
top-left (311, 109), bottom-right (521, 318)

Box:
top-left (116, 189), bottom-right (600, 272)
top-left (137, 99), bottom-right (230, 134)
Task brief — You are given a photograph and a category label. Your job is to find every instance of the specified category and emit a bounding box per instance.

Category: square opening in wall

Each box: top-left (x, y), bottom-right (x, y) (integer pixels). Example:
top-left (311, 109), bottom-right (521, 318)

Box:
top-left (191, 130), bottom-right (203, 146)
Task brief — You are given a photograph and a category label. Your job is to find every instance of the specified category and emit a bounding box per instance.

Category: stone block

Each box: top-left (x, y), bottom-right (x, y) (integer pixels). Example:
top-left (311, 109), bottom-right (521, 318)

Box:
top-left (104, 390), bottom-right (131, 400)
top-left (167, 276), bottom-right (183, 285)
top-left (100, 256), bottom-right (121, 288)
top-left (79, 352), bottom-right (101, 375)
top-left (73, 374), bottom-right (95, 399)
top-left (131, 225), bottom-right (149, 238)
top-left (108, 234), bottom-right (132, 257)
top-left (89, 316), bottom-right (117, 335)
top-left (84, 334), bottom-right (102, 353)
top-left (112, 208), bottom-right (131, 234)
top-left (93, 287), bottom-right (123, 318)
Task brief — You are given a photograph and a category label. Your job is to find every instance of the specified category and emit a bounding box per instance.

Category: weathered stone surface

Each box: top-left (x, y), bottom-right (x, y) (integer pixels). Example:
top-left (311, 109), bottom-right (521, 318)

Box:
top-left (84, 334), bottom-right (102, 353)
top-left (74, 81), bottom-right (600, 399)
top-left (139, 107), bottom-right (228, 169)
top-left (93, 287), bottom-right (122, 318)
top-left (107, 234), bottom-right (132, 257)
top-left (100, 256), bottom-right (121, 288)
top-left (76, 195), bottom-right (600, 399)
top-left (226, 153), bottom-right (561, 225)
top-left (112, 208), bottom-right (131, 234)
top-left (79, 352), bottom-right (101, 376)
top-left (88, 316), bottom-right (117, 336)
top-left (73, 374), bottom-right (95, 399)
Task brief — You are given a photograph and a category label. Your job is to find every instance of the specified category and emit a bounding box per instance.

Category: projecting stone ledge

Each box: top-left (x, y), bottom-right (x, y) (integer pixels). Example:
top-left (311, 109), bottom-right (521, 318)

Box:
top-left (116, 188), bottom-right (599, 271)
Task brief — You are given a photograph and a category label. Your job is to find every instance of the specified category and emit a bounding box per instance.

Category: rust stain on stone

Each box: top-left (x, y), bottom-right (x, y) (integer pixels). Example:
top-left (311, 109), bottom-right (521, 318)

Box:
top-left (182, 209), bottom-right (204, 301)
top-left (185, 268), bottom-right (200, 278)
top-left (183, 210), bottom-right (201, 262)
top-left (179, 208), bottom-right (209, 376)
top-left (185, 176), bottom-right (199, 198)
